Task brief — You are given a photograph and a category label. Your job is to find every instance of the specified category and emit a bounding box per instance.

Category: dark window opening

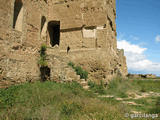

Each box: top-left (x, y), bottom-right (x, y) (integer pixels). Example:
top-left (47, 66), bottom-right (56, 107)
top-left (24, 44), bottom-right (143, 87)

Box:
top-left (13, 0), bottom-right (23, 29)
top-left (41, 16), bottom-right (46, 33)
top-left (48, 21), bottom-right (60, 47)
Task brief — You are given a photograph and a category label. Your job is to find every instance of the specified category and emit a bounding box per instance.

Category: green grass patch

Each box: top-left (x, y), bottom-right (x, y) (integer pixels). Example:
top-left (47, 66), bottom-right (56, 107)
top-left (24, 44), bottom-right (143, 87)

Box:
top-left (1, 77), bottom-right (159, 119)
top-left (68, 61), bottom-right (88, 80)
top-left (88, 80), bottom-right (106, 95)
top-left (132, 80), bottom-right (160, 92)
top-left (105, 77), bottom-right (130, 98)
top-left (149, 97), bottom-right (160, 114)
top-left (0, 81), bottom-right (129, 120)
top-left (106, 78), bottom-right (160, 97)
top-left (104, 77), bottom-right (160, 114)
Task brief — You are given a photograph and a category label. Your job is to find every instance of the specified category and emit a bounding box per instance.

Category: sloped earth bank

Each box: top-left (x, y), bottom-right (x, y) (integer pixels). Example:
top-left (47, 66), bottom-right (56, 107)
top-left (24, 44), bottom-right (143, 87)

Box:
top-left (0, 81), bottom-right (128, 120)
top-left (0, 78), bottom-right (160, 119)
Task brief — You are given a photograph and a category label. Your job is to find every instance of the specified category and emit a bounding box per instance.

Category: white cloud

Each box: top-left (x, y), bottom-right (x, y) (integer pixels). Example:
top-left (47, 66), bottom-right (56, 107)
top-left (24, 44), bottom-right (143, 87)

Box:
top-left (117, 38), bottom-right (160, 74)
top-left (155, 35), bottom-right (160, 42)
top-left (117, 40), bottom-right (146, 54)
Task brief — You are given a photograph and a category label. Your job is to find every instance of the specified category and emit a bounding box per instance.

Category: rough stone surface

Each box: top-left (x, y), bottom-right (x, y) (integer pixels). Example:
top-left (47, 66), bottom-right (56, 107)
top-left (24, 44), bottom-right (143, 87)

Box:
top-left (0, 0), bottom-right (128, 86)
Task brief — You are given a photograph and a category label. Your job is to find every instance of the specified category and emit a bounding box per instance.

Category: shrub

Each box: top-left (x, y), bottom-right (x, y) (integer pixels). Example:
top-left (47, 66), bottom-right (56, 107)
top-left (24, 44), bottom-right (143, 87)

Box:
top-left (38, 44), bottom-right (50, 81)
top-left (88, 80), bottom-right (96, 89)
top-left (68, 61), bottom-right (75, 68)
top-left (68, 62), bottom-right (88, 80)
top-left (40, 44), bottom-right (47, 56)
top-left (38, 44), bottom-right (47, 67)
top-left (74, 66), bottom-right (88, 80)
top-left (38, 57), bottom-right (48, 67)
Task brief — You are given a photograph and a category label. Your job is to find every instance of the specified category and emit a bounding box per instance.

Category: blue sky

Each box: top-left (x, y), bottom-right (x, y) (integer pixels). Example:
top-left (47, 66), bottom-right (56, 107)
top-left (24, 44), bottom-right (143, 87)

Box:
top-left (116, 0), bottom-right (160, 75)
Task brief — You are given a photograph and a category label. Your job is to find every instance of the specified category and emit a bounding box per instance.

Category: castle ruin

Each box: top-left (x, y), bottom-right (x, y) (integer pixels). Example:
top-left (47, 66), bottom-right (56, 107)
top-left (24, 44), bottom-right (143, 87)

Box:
top-left (0, 0), bottom-right (128, 85)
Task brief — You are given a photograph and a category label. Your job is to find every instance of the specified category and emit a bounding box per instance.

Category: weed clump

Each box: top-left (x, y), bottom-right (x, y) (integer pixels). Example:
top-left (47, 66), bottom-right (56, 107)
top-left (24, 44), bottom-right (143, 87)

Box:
top-left (68, 61), bottom-right (75, 68)
top-left (68, 61), bottom-right (88, 80)
top-left (38, 44), bottom-right (50, 81)
top-left (38, 44), bottom-right (47, 67)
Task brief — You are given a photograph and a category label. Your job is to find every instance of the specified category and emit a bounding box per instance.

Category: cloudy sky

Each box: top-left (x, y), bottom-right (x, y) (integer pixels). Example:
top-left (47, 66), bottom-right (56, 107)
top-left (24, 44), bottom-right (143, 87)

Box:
top-left (116, 0), bottom-right (160, 75)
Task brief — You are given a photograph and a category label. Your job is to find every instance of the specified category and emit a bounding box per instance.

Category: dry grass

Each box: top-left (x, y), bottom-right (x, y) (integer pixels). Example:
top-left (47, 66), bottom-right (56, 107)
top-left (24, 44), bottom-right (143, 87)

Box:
top-left (0, 81), bottom-right (128, 120)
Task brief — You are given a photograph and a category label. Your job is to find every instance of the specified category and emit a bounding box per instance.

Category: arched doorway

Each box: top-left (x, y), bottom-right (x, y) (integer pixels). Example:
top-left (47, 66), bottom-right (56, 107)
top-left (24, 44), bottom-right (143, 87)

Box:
top-left (48, 21), bottom-right (60, 47)
top-left (13, 0), bottom-right (23, 31)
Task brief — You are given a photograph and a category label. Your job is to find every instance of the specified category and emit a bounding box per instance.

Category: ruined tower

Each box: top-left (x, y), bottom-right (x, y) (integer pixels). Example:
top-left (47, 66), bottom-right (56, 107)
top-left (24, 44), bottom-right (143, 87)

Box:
top-left (0, 0), bottom-right (128, 84)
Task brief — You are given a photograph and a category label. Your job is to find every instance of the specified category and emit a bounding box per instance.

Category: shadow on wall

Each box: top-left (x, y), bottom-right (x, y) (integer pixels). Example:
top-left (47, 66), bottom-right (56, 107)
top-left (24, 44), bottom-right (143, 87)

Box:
top-left (41, 16), bottom-right (46, 33)
top-left (40, 66), bottom-right (50, 82)
top-left (13, 0), bottom-right (23, 31)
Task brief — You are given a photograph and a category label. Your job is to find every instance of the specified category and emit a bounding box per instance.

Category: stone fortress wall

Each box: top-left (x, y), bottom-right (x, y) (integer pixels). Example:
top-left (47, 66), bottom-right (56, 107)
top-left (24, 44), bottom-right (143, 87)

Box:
top-left (0, 0), bottom-right (128, 84)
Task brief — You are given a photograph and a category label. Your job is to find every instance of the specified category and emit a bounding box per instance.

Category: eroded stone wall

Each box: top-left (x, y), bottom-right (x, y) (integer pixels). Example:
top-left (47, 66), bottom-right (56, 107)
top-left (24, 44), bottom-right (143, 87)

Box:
top-left (0, 0), bottom-right (128, 84)
top-left (0, 0), bottom-right (49, 83)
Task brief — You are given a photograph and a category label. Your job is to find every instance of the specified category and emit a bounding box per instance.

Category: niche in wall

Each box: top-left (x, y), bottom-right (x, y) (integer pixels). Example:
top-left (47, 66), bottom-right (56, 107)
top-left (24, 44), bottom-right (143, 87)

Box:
top-left (13, 0), bottom-right (23, 31)
top-left (82, 27), bottom-right (96, 38)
